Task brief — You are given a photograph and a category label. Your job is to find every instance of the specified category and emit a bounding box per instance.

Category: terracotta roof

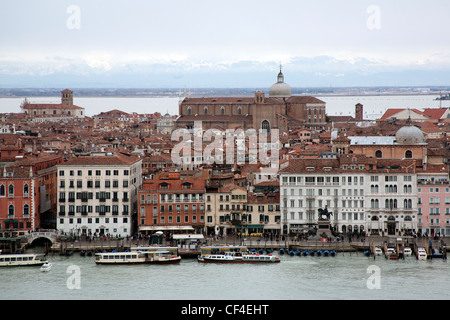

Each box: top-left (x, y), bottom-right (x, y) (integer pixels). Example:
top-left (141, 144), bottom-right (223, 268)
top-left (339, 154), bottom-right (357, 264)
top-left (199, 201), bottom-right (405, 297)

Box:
top-left (24, 103), bottom-right (83, 110)
top-left (60, 154), bottom-right (141, 166)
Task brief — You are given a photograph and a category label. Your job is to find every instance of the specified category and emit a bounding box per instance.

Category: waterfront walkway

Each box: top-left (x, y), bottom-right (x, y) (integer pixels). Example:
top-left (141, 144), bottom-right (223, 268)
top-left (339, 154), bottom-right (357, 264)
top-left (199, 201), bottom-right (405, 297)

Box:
top-left (46, 234), bottom-right (449, 258)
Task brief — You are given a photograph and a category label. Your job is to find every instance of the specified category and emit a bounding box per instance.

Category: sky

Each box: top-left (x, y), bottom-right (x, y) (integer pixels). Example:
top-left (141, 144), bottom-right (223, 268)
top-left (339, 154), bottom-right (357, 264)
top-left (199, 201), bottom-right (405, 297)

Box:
top-left (1, 0), bottom-right (450, 88)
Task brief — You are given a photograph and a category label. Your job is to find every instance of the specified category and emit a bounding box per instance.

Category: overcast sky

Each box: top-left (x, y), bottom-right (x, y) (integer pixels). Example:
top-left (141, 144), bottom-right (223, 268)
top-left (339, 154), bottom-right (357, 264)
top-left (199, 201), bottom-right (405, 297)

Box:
top-left (1, 0), bottom-right (450, 88)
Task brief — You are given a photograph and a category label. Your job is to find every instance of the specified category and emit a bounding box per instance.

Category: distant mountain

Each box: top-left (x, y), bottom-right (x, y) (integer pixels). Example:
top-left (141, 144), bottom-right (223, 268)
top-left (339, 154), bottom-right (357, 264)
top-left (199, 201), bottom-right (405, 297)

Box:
top-left (0, 56), bottom-right (449, 88)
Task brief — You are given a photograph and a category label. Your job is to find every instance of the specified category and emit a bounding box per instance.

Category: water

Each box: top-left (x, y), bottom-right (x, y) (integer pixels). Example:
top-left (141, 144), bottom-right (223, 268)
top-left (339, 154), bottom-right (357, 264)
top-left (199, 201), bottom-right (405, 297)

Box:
top-left (1, 252), bottom-right (448, 300)
top-left (1, 94), bottom-right (449, 119)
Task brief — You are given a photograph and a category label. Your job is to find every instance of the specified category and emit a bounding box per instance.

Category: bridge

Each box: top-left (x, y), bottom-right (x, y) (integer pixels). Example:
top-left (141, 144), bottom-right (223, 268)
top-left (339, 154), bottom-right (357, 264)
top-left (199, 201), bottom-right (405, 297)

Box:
top-left (25, 231), bottom-right (58, 246)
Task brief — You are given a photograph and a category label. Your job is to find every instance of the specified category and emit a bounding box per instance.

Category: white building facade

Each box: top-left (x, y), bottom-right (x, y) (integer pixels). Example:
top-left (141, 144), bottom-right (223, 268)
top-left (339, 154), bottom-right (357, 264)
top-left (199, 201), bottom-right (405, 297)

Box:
top-left (280, 156), bottom-right (419, 237)
top-left (56, 154), bottom-right (142, 237)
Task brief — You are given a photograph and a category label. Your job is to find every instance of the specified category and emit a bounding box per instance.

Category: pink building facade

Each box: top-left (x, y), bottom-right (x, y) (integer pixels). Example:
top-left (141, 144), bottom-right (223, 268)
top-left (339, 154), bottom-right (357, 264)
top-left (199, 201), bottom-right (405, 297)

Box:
top-left (417, 180), bottom-right (450, 237)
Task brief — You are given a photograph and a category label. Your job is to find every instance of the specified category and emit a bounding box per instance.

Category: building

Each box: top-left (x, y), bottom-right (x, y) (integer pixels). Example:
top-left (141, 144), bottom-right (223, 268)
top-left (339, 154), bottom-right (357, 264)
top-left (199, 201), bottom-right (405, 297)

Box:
top-left (0, 166), bottom-right (40, 233)
top-left (416, 165), bottom-right (450, 237)
top-left (280, 155), bottom-right (419, 237)
top-left (205, 183), bottom-right (247, 236)
top-left (332, 122), bottom-right (427, 161)
top-left (156, 113), bottom-right (174, 134)
top-left (175, 68), bottom-right (327, 133)
top-left (56, 153), bottom-right (142, 237)
top-left (21, 89), bottom-right (85, 122)
top-left (246, 192), bottom-right (281, 237)
top-left (138, 171), bottom-right (206, 235)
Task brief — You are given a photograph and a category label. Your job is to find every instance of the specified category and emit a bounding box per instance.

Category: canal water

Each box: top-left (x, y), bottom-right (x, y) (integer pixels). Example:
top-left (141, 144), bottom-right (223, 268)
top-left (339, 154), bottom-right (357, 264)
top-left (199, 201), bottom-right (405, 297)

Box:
top-left (1, 251), bottom-right (448, 300)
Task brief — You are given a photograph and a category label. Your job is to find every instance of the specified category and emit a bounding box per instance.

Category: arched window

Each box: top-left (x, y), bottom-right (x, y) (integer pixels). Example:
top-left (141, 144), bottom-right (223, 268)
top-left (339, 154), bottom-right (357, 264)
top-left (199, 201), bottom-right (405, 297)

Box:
top-left (23, 204), bottom-right (29, 216)
top-left (405, 150), bottom-right (412, 158)
top-left (261, 120), bottom-right (270, 133)
top-left (204, 106), bottom-right (208, 115)
top-left (8, 184), bottom-right (14, 196)
top-left (0, 185), bottom-right (4, 196)
top-left (220, 107), bottom-right (225, 115)
top-left (24, 184), bottom-right (29, 195)
top-left (375, 150), bottom-right (382, 158)
top-left (237, 106), bottom-right (242, 115)
top-left (8, 205), bottom-right (14, 217)
top-left (187, 107), bottom-right (192, 115)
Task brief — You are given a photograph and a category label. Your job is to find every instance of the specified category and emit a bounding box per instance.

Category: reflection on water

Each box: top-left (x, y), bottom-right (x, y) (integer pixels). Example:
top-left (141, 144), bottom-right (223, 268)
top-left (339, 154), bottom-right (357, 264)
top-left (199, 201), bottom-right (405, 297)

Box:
top-left (1, 253), bottom-right (448, 300)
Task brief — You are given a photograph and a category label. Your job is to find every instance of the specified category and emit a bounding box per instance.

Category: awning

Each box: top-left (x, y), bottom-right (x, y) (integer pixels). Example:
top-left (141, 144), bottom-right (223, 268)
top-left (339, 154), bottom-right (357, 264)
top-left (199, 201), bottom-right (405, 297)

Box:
top-left (139, 226), bottom-right (194, 231)
top-left (172, 234), bottom-right (204, 240)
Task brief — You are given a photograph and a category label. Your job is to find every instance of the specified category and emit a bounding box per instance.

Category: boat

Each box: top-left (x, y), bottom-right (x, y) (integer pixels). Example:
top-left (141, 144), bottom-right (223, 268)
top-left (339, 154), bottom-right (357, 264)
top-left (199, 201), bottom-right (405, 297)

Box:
top-left (323, 250), bottom-right (329, 257)
top-left (40, 262), bottom-right (52, 272)
top-left (403, 247), bottom-right (412, 256)
top-left (316, 249), bottom-right (322, 256)
top-left (329, 250), bottom-right (336, 257)
top-left (386, 248), bottom-right (398, 260)
top-left (417, 248), bottom-right (427, 260)
top-left (95, 250), bottom-right (181, 265)
top-left (431, 248), bottom-right (444, 259)
top-left (374, 247), bottom-right (383, 256)
top-left (0, 253), bottom-right (48, 267)
top-left (301, 249), bottom-right (309, 256)
top-left (198, 245), bottom-right (280, 263)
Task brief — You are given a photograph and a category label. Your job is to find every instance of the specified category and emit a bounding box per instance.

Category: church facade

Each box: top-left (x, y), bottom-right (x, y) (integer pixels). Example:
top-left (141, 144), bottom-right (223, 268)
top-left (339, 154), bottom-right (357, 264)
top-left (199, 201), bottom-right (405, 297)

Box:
top-left (175, 70), bottom-right (327, 133)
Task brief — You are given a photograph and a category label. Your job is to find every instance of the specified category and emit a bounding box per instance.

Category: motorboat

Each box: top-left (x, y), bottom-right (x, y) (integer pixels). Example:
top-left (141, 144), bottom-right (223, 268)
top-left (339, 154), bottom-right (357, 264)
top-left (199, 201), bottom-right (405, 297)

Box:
top-left (417, 248), bottom-right (427, 261)
top-left (40, 262), bottom-right (52, 272)
top-left (374, 247), bottom-right (383, 256)
top-left (403, 247), bottom-right (412, 256)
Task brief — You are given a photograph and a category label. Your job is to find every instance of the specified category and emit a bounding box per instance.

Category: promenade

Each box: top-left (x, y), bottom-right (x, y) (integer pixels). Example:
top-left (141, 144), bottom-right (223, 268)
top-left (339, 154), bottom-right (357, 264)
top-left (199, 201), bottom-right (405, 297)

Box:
top-left (47, 233), bottom-right (449, 258)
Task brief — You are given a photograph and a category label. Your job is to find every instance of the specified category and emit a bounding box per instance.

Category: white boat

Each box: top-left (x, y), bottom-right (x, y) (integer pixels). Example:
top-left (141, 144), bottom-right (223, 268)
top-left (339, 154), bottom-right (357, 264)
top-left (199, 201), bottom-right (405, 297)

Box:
top-left (417, 248), bottom-right (427, 260)
top-left (40, 262), bottom-right (52, 272)
top-left (403, 247), bottom-right (412, 256)
top-left (198, 245), bottom-right (280, 263)
top-left (386, 248), bottom-right (396, 255)
top-left (95, 250), bottom-right (180, 265)
top-left (0, 253), bottom-right (48, 267)
top-left (374, 247), bottom-right (383, 256)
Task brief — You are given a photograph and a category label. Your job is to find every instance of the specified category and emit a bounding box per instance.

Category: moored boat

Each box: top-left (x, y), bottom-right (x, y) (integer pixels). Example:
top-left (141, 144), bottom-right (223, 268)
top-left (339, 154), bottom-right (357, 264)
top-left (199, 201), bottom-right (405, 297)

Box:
top-left (403, 247), bottom-right (412, 256)
top-left (0, 253), bottom-right (48, 267)
top-left (417, 248), bottom-right (427, 260)
top-left (198, 245), bottom-right (280, 263)
top-left (95, 250), bottom-right (181, 265)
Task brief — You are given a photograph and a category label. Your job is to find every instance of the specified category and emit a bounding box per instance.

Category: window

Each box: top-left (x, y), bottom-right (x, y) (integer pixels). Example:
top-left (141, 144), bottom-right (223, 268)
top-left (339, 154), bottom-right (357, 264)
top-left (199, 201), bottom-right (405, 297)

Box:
top-left (405, 150), bottom-right (412, 158)
top-left (8, 184), bottom-right (14, 196)
top-left (261, 120), bottom-right (270, 133)
top-left (375, 150), bottom-right (382, 158)
top-left (8, 205), bottom-right (14, 216)
top-left (23, 204), bottom-right (30, 216)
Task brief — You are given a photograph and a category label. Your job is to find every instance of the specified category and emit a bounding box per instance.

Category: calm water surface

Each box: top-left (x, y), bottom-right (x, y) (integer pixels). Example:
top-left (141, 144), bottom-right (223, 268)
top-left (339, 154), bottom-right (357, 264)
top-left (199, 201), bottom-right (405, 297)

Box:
top-left (1, 252), bottom-right (448, 300)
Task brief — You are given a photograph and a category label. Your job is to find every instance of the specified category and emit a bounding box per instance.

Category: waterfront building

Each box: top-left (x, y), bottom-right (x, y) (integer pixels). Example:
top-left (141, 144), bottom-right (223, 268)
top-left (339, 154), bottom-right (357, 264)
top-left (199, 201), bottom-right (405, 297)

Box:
top-left (138, 171), bottom-right (206, 235)
top-left (416, 165), bottom-right (450, 237)
top-left (246, 192), bottom-right (281, 237)
top-left (0, 154), bottom-right (62, 232)
top-left (175, 68), bottom-right (327, 133)
top-left (21, 89), bottom-right (85, 122)
top-left (279, 154), bottom-right (420, 237)
top-left (0, 166), bottom-right (40, 232)
top-left (205, 183), bottom-right (247, 236)
top-left (56, 153), bottom-right (142, 237)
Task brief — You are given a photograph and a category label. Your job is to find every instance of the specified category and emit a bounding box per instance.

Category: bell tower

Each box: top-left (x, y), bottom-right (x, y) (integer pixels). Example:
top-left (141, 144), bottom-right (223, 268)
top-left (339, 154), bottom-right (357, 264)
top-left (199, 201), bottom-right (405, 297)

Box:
top-left (61, 89), bottom-right (73, 106)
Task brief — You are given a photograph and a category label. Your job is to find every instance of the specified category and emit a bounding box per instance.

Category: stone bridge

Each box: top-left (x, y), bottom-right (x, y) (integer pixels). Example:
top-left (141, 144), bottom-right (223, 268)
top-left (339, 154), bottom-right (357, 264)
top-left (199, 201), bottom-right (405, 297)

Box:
top-left (25, 231), bottom-right (58, 245)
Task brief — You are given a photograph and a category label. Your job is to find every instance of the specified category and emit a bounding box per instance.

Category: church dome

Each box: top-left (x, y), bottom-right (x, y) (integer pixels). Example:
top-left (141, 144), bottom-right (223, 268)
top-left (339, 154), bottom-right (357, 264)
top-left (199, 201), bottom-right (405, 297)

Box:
top-left (395, 125), bottom-right (425, 145)
top-left (269, 70), bottom-right (291, 98)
